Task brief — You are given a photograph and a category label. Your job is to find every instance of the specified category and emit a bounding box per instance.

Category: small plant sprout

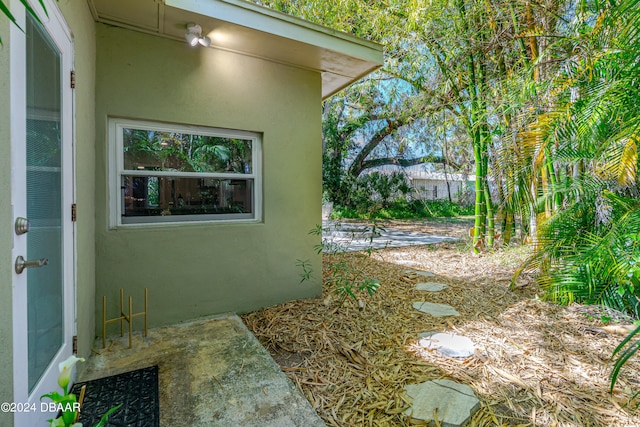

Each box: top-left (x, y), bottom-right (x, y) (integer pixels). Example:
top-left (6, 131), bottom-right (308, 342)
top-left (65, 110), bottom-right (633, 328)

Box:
top-left (41, 355), bottom-right (121, 427)
top-left (296, 259), bottom-right (314, 283)
top-left (303, 223), bottom-right (382, 304)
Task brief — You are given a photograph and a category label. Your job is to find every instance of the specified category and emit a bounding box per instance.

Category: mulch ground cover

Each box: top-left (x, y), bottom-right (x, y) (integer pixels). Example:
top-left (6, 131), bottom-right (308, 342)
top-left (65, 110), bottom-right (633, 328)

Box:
top-left (243, 227), bottom-right (640, 426)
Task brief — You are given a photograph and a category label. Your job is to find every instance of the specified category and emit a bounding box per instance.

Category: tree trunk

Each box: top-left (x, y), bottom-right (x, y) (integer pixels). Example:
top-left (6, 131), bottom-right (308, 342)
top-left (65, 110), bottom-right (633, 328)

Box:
top-left (473, 141), bottom-right (485, 253)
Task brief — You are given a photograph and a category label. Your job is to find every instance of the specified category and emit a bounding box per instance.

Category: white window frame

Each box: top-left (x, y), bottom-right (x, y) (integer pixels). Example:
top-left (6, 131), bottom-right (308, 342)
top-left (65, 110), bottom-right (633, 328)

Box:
top-left (109, 118), bottom-right (262, 227)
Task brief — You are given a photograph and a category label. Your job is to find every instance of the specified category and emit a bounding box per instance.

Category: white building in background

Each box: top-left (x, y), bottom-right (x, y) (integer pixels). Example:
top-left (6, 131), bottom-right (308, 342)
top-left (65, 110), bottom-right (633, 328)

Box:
top-left (367, 164), bottom-right (475, 203)
top-left (409, 170), bottom-right (475, 203)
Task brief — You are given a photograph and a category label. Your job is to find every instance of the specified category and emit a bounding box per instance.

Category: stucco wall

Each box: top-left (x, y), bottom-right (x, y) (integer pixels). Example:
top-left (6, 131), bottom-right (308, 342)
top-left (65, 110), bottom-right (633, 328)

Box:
top-left (0, 16), bottom-right (14, 427)
top-left (95, 25), bottom-right (322, 332)
top-left (57, 0), bottom-right (97, 375)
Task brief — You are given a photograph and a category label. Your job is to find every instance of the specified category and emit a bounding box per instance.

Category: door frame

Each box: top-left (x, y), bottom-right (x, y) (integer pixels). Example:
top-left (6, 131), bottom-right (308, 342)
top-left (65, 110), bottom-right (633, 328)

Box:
top-left (10, 0), bottom-right (76, 423)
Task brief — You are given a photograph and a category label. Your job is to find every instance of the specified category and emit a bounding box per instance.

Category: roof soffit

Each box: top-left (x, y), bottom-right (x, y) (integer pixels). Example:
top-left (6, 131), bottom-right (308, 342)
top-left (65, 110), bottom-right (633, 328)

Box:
top-left (87, 0), bottom-right (383, 98)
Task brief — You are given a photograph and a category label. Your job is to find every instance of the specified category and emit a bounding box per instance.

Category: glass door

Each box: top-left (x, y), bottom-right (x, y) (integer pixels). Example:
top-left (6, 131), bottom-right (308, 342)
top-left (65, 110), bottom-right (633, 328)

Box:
top-left (12, 3), bottom-right (74, 425)
top-left (25, 13), bottom-right (65, 393)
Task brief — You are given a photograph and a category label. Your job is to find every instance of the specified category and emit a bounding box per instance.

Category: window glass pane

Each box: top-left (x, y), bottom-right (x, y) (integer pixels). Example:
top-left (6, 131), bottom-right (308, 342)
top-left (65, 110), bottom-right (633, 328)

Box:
top-left (123, 128), bottom-right (253, 174)
top-left (121, 175), bottom-right (254, 222)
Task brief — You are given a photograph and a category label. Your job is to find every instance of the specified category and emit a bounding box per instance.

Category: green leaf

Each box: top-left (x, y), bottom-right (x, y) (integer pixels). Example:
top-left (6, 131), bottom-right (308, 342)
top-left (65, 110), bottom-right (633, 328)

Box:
top-left (18, 0), bottom-right (43, 25)
top-left (0, 1), bottom-right (23, 32)
top-left (40, 391), bottom-right (65, 403)
top-left (610, 324), bottom-right (640, 392)
top-left (94, 404), bottom-right (122, 427)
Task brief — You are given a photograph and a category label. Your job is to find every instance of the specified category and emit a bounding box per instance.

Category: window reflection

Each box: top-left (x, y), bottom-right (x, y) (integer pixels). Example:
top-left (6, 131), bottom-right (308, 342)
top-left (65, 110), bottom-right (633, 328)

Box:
top-left (122, 176), bottom-right (253, 221)
top-left (123, 128), bottom-right (252, 174)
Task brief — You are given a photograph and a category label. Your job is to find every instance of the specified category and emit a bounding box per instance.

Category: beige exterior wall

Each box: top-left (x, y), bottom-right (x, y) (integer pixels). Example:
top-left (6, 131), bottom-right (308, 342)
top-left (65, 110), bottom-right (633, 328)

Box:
top-left (95, 25), bottom-right (323, 331)
top-left (0, 17), bottom-right (14, 427)
top-left (58, 0), bottom-right (97, 373)
top-left (0, 2), bottom-right (96, 425)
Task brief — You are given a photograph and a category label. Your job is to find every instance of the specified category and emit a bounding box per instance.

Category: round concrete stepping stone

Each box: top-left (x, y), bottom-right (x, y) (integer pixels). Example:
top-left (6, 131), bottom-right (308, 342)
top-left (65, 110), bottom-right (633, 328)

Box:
top-left (413, 302), bottom-right (460, 317)
top-left (404, 379), bottom-right (480, 426)
top-left (418, 332), bottom-right (475, 358)
top-left (415, 270), bottom-right (436, 278)
top-left (404, 270), bottom-right (436, 278)
top-left (415, 282), bottom-right (448, 292)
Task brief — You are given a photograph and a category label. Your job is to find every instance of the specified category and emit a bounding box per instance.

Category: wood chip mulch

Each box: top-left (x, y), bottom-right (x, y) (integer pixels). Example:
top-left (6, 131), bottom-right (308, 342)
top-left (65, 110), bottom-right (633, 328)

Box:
top-left (242, 241), bottom-right (640, 426)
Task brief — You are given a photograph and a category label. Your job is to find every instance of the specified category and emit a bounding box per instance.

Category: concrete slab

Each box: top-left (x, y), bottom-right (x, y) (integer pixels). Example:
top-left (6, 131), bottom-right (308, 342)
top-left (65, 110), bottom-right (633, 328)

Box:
top-left (413, 302), bottom-right (460, 317)
top-left (80, 314), bottom-right (325, 427)
top-left (416, 282), bottom-right (448, 292)
top-left (322, 221), bottom-right (458, 252)
top-left (418, 332), bottom-right (475, 358)
top-left (404, 379), bottom-right (480, 426)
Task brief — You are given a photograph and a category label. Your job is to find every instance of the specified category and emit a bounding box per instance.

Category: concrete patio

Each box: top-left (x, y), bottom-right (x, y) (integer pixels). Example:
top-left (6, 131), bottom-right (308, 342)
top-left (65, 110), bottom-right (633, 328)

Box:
top-left (79, 314), bottom-right (325, 426)
top-left (322, 220), bottom-right (459, 252)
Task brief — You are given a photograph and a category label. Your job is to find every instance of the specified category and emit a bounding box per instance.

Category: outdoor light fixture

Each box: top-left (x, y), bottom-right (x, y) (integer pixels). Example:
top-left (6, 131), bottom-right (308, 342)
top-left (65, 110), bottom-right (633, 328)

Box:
top-left (185, 23), bottom-right (211, 47)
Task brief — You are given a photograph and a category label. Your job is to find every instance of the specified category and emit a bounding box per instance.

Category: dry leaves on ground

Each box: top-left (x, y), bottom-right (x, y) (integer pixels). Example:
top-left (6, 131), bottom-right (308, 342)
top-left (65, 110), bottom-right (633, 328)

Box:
top-left (243, 240), bottom-right (640, 426)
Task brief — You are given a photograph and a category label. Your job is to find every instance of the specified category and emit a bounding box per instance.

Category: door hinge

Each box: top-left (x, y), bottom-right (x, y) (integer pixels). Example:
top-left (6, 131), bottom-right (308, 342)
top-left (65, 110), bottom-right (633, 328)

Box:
top-left (72, 335), bottom-right (78, 354)
top-left (71, 203), bottom-right (77, 222)
top-left (70, 70), bottom-right (76, 89)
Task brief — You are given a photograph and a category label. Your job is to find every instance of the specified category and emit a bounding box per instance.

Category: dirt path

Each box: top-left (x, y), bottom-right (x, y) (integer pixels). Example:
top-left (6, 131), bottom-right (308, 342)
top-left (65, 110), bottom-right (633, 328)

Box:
top-left (243, 224), bottom-right (640, 426)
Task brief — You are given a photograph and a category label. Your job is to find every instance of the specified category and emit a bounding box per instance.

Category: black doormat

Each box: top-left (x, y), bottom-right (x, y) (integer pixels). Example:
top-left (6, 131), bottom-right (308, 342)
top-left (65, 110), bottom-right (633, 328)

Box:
top-left (71, 366), bottom-right (159, 427)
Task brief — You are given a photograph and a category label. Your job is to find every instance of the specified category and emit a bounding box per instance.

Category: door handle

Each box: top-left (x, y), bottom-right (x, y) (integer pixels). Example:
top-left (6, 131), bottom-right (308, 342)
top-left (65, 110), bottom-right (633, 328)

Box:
top-left (15, 256), bottom-right (49, 274)
top-left (15, 217), bottom-right (30, 235)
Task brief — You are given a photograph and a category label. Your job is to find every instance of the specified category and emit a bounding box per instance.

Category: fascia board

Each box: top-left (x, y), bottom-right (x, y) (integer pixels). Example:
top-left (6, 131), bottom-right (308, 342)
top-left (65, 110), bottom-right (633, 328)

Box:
top-left (165, 0), bottom-right (383, 66)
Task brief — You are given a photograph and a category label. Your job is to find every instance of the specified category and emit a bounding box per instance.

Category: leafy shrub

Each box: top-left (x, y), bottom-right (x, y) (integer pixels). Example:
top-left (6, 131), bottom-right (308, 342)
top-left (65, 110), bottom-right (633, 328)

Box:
top-left (298, 224), bottom-right (381, 303)
top-left (332, 198), bottom-right (474, 219)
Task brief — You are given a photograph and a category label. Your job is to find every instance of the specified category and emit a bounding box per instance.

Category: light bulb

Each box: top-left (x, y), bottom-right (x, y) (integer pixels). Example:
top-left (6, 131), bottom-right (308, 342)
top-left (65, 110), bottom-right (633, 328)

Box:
top-left (185, 33), bottom-right (199, 46)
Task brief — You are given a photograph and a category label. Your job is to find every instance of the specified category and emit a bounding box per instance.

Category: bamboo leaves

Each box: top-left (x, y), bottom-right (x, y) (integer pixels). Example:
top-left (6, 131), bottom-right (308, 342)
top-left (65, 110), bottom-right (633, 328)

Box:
top-left (0, 0), bottom-right (51, 44)
top-left (617, 136), bottom-right (638, 186)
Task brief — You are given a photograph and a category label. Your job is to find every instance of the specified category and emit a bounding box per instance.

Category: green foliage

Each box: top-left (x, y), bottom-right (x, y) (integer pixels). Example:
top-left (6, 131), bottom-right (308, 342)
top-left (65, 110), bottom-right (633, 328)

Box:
top-left (94, 404), bottom-right (124, 427)
top-left (333, 199), bottom-right (474, 220)
top-left (0, 0), bottom-right (52, 44)
top-left (521, 0), bottom-right (640, 302)
top-left (264, 0), bottom-right (640, 391)
top-left (496, 0), bottom-right (640, 390)
top-left (296, 259), bottom-right (314, 283)
top-left (611, 323), bottom-right (640, 394)
top-left (523, 193), bottom-right (640, 316)
top-left (255, 0), bottom-right (468, 212)
top-left (124, 129), bottom-right (252, 174)
top-left (325, 259), bottom-right (381, 300)
top-left (304, 224), bottom-right (381, 303)
top-left (41, 356), bottom-right (121, 427)
top-left (338, 172), bottom-right (411, 209)
top-left (362, 172), bottom-right (411, 206)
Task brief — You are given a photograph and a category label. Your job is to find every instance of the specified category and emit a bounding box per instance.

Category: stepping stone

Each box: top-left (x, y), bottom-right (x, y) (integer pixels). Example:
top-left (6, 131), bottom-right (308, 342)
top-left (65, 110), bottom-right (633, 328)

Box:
top-left (417, 271), bottom-right (436, 278)
top-left (418, 332), bottom-right (475, 358)
top-left (404, 379), bottom-right (480, 426)
top-left (413, 302), bottom-right (460, 317)
top-left (416, 282), bottom-right (448, 292)
top-left (404, 269), bottom-right (436, 278)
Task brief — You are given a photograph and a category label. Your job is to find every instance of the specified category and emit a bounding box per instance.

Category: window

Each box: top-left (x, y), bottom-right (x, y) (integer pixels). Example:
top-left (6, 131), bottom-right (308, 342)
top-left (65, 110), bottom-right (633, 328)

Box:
top-left (109, 119), bottom-right (261, 226)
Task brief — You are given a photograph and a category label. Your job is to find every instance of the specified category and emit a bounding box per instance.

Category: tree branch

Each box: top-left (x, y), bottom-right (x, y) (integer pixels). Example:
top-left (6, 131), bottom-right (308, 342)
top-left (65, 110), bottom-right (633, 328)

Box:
top-left (347, 117), bottom-right (411, 177)
top-left (353, 155), bottom-right (461, 177)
